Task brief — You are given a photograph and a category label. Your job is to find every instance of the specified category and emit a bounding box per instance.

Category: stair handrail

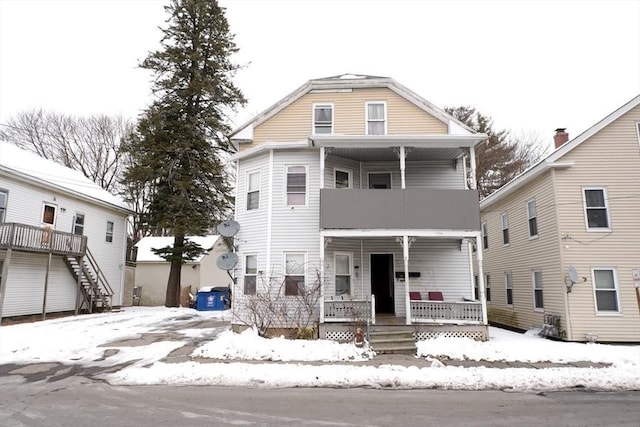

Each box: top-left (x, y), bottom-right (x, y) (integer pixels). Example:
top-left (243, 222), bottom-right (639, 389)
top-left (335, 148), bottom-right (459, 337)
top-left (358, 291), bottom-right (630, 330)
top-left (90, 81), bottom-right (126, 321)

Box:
top-left (85, 247), bottom-right (114, 298)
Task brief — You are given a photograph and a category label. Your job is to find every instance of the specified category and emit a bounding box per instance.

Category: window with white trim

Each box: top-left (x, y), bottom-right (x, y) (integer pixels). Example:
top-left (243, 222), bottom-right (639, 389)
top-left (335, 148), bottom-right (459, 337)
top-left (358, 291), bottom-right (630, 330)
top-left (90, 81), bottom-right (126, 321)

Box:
top-left (592, 268), bottom-right (619, 313)
top-left (533, 270), bottom-right (543, 310)
top-left (505, 272), bottom-right (513, 306)
top-left (368, 172), bottom-right (391, 189)
top-left (286, 166), bottom-right (307, 206)
top-left (501, 213), bottom-right (509, 245)
top-left (247, 171), bottom-right (260, 211)
top-left (73, 213), bottom-right (85, 235)
top-left (0, 190), bottom-right (7, 222)
top-left (583, 187), bottom-right (610, 230)
top-left (42, 203), bottom-right (56, 226)
top-left (474, 275), bottom-right (478, 300)
top-left (481, 222), bottom-right (488, 250)
top-left (366, 102), bottom-right (386, 135)
top-left (527, 199), bottom-right (538, 237)
top-left (335, 169), bottom-right (351, 189)
top-left (285, 253), bottom-right (305, 296)
top-left (105, 221), bottom-right (114, 243)
top-left (334, 253), bottom-right (352, 296)
top-left (313, 104), bottom-right (333, 134)
top-left (244, 255), bottom-right (257, 295)
top-left (485, 274), bottom-right (491, 302)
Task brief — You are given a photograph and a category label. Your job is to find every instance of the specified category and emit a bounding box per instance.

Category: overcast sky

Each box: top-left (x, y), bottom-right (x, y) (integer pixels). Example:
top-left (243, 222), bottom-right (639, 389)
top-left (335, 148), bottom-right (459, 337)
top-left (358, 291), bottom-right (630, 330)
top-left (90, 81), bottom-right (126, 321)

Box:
top-left (1, 0), bottom-right (638, 149)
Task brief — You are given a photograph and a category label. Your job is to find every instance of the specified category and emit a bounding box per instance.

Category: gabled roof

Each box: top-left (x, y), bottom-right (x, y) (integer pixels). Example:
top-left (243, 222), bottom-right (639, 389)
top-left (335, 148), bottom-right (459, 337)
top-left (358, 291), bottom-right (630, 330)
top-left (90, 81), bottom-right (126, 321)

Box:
top-left (134, 235), bottom-right (222, 262)
top-left (229, 73), bottom-right (478, 143)
top-left (0, 141), bottom-right (130, 212)
top-left (480, 94), bottom-right (640, 209)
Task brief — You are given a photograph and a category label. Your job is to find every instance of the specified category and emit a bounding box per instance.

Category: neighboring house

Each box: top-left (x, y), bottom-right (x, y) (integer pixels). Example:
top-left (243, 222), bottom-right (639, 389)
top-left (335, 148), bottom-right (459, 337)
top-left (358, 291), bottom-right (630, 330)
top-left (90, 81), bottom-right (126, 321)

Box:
top-left (478, 95), bottom-right (640, 342)
top-left (0, 142), bottom-right (130, 319)
top-left (133, 235), bottom-right (230, 306)
top-left (229, 74), bottom-right (489, 343)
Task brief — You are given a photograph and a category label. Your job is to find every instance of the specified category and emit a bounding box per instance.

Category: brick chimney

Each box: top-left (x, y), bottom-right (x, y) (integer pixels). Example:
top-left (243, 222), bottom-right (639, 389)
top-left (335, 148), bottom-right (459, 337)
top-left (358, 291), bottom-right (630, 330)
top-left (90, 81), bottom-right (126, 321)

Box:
top-left (554, 128), bottom-right (569, 149)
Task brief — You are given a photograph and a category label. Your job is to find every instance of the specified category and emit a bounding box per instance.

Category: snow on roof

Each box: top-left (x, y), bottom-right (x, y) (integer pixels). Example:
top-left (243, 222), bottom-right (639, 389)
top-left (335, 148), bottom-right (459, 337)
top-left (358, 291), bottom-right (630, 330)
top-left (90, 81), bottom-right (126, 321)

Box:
top-left (0, 141), bottom-right (130, 211)
top-left (135, 235), bottom-right (221, 262)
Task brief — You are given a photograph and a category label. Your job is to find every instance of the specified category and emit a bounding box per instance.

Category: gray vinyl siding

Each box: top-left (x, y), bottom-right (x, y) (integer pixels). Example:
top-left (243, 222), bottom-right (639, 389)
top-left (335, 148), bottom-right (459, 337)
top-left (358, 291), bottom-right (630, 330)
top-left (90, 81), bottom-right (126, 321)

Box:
top-left (325, 155), bottom-right (360, 189)
top-left (360, 160), bottom-right (463, 189)
top-left (0, 173), bottom-right (128, 315)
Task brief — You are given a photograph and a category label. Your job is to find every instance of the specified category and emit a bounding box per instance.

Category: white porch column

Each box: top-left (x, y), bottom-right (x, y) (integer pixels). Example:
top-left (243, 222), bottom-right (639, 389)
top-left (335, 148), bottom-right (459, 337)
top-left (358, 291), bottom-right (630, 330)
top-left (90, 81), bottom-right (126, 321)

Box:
top-left (320, 146), bottom-right (325, 189)
top-left (319, 232), bottom-right (325, 323)
top-left (266, 150), bottom-right (274, 276)
top-left (469, 145), bottom-right (477, 190)
top-left (475, 232), bottom-right (488, 325)
top-left (403, 235), bottom-right (411, 325)
top-left (400, 145), bottom-right (406, 189)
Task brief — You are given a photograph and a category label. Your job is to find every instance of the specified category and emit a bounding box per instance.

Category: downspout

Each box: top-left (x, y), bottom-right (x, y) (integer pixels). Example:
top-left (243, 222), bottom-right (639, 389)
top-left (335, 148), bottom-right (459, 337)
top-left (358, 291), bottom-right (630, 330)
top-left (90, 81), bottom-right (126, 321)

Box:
top-left (403, 235), bottom-right (411, 325)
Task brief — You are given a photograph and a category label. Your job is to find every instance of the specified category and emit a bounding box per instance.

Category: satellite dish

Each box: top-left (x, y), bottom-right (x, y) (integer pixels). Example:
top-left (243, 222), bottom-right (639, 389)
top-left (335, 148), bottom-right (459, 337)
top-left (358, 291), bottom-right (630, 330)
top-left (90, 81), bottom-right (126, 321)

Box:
top-left (217, 219), bottom-right (240, 237)
top-left (216, 252), bottom-right (238, 271)
top-left (567, 266), bottom-right (579, 284)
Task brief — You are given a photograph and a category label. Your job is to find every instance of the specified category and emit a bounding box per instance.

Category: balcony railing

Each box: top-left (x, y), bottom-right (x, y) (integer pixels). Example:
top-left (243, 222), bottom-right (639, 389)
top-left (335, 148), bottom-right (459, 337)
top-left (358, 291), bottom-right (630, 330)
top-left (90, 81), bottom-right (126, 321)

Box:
top-left (324, 297), bottom-right (375, 323)
top-left (410, 300), bottom-right (483, 324)
top-left (0, 223), bottom-right (87, 256)
top-left (320, 189), bottom-right (480, 231)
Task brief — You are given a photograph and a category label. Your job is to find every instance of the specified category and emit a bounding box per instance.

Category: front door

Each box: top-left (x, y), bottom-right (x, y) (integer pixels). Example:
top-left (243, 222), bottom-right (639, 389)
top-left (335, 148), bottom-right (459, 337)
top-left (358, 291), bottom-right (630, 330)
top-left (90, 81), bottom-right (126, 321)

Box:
top-left (371, 254), bottom-right (394, 314)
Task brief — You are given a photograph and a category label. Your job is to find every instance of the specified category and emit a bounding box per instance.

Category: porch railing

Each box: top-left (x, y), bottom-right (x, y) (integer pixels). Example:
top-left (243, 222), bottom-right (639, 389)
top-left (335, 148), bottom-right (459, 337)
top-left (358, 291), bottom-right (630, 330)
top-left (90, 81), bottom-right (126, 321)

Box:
top-left (0, 222), bottom-right (87, 256)
top-left (410, 300), bottom-right (483, 324)
top-left (324, 297), bottom-right (375, 323)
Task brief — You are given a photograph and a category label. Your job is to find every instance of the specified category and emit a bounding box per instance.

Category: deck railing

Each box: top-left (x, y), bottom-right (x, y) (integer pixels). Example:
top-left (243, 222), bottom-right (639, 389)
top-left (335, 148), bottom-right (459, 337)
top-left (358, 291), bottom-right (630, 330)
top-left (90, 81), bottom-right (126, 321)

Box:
top-left (324, 297), bottom-right (375, 323)
top-left (410, 300), bottom-right (483, 324)
top-left (0, 223), bottom-right (87, 256)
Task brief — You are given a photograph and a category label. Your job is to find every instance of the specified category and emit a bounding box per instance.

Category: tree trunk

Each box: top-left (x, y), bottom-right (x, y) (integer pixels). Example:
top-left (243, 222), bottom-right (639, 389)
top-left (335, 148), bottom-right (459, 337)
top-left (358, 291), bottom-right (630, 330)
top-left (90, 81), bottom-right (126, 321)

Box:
top-left (165, 234), bottom-right (184, 307)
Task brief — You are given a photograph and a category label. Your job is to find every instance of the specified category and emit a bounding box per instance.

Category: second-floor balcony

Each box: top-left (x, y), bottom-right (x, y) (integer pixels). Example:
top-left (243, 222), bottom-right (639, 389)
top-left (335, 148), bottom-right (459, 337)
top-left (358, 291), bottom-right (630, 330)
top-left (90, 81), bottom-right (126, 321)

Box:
top-left (0, 222), bottom-right (87, 256)
top-left (320, 188), bottom-right (480, 231)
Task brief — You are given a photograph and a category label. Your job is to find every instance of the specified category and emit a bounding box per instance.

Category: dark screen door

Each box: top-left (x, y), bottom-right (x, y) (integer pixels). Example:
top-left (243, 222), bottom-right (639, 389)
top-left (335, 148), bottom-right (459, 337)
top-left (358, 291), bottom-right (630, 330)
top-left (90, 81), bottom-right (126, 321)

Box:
top-left (371, 254), bottom-right (394, 313)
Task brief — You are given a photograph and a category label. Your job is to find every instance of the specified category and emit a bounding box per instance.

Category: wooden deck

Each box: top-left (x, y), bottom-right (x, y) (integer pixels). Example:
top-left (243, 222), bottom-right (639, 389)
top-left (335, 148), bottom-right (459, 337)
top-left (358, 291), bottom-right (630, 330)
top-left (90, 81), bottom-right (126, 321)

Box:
top-left (0, 223), bottom-right (87, 256)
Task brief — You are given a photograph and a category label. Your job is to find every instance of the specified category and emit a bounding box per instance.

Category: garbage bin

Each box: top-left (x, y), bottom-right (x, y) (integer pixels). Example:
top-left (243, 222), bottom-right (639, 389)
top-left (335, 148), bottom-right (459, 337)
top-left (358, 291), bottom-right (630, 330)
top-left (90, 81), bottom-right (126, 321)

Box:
top-left (196, 287), bottom-right (231, 311)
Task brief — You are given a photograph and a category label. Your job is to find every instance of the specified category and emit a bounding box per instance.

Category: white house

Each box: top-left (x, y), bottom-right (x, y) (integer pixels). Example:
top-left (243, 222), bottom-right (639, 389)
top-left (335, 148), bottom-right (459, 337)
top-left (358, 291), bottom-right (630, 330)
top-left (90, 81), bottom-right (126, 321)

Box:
top-left (134, 235), bottom-right (230, 306)
top-left (228, 74), bottom-right (489, 346)
top-left (0, 142), bottom-right (130, 319)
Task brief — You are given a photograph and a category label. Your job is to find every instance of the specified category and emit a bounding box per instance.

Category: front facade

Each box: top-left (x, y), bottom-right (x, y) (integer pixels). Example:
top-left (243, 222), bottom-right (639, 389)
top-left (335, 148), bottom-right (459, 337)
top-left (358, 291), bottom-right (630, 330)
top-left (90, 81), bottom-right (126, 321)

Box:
top-left (479, 95), bottom-right (640, 342)
top-left (134, 235), bottom-right (230, 306)
top-left (0, 142), bottom-right (130, 319)
top-left (229, 75), bottom-right (488, 340)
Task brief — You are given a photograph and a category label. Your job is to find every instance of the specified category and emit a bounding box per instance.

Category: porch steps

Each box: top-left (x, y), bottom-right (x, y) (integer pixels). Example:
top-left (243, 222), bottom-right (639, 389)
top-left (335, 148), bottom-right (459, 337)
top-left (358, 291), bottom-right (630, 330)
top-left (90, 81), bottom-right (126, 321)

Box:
top-left (368, 329), bottom-right (416, 355)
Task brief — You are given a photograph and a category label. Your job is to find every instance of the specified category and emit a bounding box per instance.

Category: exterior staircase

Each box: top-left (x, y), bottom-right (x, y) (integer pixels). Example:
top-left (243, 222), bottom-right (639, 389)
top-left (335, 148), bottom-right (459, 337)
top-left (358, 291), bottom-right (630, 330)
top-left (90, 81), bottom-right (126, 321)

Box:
top-left (63, 247), bottom-right (113, 313)
top-left (368, 328), bottom-right (417, 355)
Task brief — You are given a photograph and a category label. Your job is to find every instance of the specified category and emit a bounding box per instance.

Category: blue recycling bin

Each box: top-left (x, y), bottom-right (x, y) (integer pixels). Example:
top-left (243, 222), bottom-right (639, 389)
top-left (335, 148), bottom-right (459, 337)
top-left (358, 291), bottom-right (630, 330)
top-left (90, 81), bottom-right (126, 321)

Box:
top-left (196, 287), bottom-right (231, 311)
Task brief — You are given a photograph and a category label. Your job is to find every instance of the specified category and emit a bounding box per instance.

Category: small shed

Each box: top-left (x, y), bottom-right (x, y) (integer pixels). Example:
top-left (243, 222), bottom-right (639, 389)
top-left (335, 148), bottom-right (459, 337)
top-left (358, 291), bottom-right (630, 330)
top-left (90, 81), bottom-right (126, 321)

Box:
top-left (133, 235), bottom-right (231, 306)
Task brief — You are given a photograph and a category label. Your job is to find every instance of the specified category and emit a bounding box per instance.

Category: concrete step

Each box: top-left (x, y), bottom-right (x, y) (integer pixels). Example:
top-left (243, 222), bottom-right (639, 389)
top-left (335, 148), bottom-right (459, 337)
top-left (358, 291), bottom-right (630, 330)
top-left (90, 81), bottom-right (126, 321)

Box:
top-left (371, 342), bottom-right (417, 355)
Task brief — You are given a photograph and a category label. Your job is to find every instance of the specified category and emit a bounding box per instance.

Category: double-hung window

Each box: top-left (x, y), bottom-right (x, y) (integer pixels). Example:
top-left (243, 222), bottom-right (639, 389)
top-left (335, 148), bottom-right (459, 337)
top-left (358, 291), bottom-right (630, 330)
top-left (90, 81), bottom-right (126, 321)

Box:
top-left (533, 270), bottom-right (543, 310)
top-left (247, 171), bottom-right (260, 211)
top-left (244, 255), bottom-right (257, 295)
top-left (284, 253), bottom-right (305, 296)
top-left (583, 187), bottom-right (610, 230)
top-left (334, 253), bottom-right (352, 296)
top-left (366, 102), bottom-right (386, 135)
top-left (592, 268), bottom-right (619, 313)
top-left (73, 213), bottom-right (85, 235)
top-left (527, 199), bottom-right (538, 238)
top-left (505, 272), bottom-right (513, 306)
top-left (313, 104), bottom-right (333, 134)
top-left (481, 222), bottom-right (488, 250)
top-left (501, 213), bottom-right (509, 245)
top-left (335, 169), bottom-right (351, 189)
top-left (0, 190), bottom-right (7, 222)
top-left (485, 274), bottom-right (491, 302)
top-left (286, 166), bottom-right (306, 206)
top-left (105, 221), bottom-right (114, 243)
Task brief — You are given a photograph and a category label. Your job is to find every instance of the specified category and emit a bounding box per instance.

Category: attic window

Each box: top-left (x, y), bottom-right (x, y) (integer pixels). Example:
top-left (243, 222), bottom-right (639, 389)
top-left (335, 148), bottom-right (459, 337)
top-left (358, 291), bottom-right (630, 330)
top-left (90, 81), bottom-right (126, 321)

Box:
top-left (366, 102), bottom-right (386, 135)
top-left (313, 104), bottom-right (333, 134)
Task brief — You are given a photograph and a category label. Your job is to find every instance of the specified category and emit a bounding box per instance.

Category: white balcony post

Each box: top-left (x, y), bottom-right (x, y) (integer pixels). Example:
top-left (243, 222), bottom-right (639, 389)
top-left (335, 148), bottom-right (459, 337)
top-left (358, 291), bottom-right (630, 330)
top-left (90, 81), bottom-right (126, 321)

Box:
top-left (320, 146), bottom-right (325, 190)
top-left (400, 145), bottom-right (406, 189)
top-left (319, 232), bottom-right (325, 323)
top-left (403, 235), bottom-right (411, 325)
top-left (475, 231), bottom-right (488, 325)
top-left (469, 145), bottom-right (477, 190)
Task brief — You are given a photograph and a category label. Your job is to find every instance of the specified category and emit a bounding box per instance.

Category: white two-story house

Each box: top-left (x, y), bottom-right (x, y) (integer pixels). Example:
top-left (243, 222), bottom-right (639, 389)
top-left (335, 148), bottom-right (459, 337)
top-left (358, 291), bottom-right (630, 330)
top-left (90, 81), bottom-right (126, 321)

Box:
top-left (229, 74), bottom-right (488, 343)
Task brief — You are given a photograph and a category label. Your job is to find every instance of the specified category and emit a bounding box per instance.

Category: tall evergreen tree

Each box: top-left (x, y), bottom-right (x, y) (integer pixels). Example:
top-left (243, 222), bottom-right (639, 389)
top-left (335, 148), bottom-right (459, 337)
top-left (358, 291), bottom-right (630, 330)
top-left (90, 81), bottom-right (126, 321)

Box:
top-left (123, 0), bottom-right (246, 307)
top-left (446, 106), bottom-right (537, 199)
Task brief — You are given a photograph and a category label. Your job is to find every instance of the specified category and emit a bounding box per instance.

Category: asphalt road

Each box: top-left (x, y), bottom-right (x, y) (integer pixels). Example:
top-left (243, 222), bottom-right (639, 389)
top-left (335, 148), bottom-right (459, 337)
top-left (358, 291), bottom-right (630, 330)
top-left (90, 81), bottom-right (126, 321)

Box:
top-left (1, 374), bottom-right (638, 427)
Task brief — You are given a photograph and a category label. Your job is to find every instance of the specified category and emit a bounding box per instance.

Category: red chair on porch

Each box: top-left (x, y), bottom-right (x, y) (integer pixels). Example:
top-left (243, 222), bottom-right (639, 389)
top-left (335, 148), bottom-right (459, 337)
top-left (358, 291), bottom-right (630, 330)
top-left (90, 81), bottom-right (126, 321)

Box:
top-left (409, 291), bottom-right (422, 301)
top-left (428, 291), bottom-right (444, 301)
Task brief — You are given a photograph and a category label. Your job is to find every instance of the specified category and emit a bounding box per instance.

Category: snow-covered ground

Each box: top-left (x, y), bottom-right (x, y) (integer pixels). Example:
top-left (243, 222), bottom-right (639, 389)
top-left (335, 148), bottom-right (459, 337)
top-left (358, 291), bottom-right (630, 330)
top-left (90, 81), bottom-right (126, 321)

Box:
top-left (1, 307), bottom-right (638, 391)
